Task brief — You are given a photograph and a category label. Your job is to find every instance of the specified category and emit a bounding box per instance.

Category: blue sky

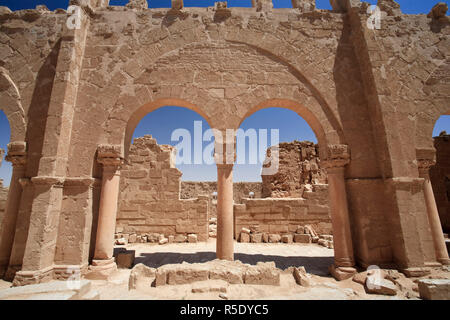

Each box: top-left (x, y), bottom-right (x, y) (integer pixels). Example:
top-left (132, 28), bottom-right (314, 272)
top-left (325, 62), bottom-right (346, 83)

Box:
top-left (0, 0), bottom-right (449, 184)
top-left (0, 0), bottom-right (449, 13)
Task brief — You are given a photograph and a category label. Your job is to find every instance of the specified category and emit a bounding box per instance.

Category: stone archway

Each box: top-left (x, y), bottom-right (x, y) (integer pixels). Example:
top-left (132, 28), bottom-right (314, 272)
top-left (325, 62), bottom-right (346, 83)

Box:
top-left (232, 99), bottom-right (356, 280)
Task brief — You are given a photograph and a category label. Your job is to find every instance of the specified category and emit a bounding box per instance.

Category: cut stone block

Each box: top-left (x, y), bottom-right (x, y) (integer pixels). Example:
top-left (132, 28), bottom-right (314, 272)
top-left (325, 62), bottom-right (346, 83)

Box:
top-left (268, 234), bottom-right (281, 243)
top-left (294, 233), bottom-right (311, 243)
top-left (240, 232), bottom-right (250, 243)
top-left (188, 234), bottom-right (198, 243)
top-left (418, 279), bottom-right (450, 300)
top-left (250, 233), bottom-right (263, 243)
top-left (281, 234), bottom-right (293, 243)
top-left (115, 251), bottom-right (135, 269)
top-left (244, 262), bottom-right (280, 286)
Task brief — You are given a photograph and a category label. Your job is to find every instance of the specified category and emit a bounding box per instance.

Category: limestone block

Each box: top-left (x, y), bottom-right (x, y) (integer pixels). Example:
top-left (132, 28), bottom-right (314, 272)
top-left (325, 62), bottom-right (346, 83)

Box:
top-left (192, 280), bottom-right (228, 293)
top-left (251, 233), bottom-right (263, 243)
top-left (174, 234), bottom-right (187, 243)
top-left (128, 234), bottom-right (137, 243)
top-left (115, 251), bottom-right (135, 269)
top-left (209, 264), bottom-right (244, 284)
top-left (418, 279), bottom-right (450, 300)
top-left (159, 237), bottom-right (168, 245)
top-left (128, 264), bottom-right (156, 290)
top-left (188, 234), bottom-right (198, 243)
top-left (168, 235), bottom-right (174, 243)
top-left (240, 232), bottom-right (250, 243)
top-left (365, 276), bottom-right (398, 296)
top-left (241, 227), bottom-right (251, 234)
top-left (281, 234), bottom-right (293, 244)
top-left (244, 262), bottom-right (280, 286)
top-left (166, 264), bottom-right (210, 285)
top-left (296, 226), bottom-right (305, 234)
top-left (294, 233), bottom-right (311, 243)
top-left (268, 234), bottom-right (281, 243)
top-left (115, 238), bottom-right (127, 245)
top-left (293, 267), bottom-right (311, 287)
top-left (262, 233), bottom-right (269, 243)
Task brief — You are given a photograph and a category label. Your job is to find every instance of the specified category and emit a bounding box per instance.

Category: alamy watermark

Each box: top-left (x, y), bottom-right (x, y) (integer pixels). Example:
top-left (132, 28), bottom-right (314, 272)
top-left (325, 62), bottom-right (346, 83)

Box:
top-left (171, 121), bottom-right (280, 175)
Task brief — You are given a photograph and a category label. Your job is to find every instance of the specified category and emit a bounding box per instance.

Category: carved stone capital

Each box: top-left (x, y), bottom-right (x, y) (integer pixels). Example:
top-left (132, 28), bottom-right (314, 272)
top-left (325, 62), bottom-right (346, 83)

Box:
top-left (322, 144), bottom-right (350, 169)
top-left (5, 141), bottom-right (27, 167)
top-left (97, 144), bottom-right (123, 168)
top-left (416, 148), bottom-right (436, 175)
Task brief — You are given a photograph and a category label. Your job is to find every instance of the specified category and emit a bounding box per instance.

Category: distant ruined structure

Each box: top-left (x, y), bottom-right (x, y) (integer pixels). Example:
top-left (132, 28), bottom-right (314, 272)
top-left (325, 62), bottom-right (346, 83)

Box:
top-left (0, 0), bottom-right (448, 286)
top-left (430, 132), bottom-right (450, 233)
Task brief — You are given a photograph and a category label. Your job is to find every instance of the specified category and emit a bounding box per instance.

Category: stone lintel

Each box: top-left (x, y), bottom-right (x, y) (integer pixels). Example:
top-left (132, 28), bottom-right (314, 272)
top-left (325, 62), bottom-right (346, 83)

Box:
top-left (63, 177), bottom-right (99, 188)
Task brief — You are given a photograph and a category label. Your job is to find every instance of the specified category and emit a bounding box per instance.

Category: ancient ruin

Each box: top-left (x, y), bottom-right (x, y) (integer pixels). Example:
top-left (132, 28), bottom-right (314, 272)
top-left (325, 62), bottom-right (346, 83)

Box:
top-left (0, 0), bottom-right (449, 300)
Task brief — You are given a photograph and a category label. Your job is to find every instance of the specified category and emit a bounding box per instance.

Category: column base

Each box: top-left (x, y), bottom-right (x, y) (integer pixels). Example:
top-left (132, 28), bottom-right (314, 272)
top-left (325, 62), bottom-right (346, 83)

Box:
top-left (85, 258), bottom-right (117, 280)
top-left (4, 264), bottom-right (21, 282)
top-left (12, 265), bottom-right (54, 287)
top-left (401, 267), bottom-right (431, 277)
top-left (329, 264), bottom-right (357, 281)
top-left (437, 258), bottom-right (450, 266)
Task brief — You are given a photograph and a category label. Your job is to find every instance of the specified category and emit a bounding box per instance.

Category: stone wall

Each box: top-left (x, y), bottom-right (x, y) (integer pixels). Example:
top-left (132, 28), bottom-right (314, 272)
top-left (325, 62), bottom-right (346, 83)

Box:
top-left (430, 133), bottom-right (450, 233)
top-left (234, 184), bottom-right (331, 239)
top-left (0, 148), bottom-right (7, 226)
top-left (262, 141), bottom-right (327, 198)
top-left (116, 136), bottom-right (209, 241)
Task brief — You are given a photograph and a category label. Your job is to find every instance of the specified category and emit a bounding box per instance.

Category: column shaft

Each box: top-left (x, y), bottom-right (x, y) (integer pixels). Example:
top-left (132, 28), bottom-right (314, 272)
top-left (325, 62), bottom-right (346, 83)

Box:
top-left (421, 171), bottom-right (450, 265)
top-left (93, 166), bottom-right (121, 261)
top-left (0, 163), bottom-right (25, 277)
top-left (328, 166), bottom-right (355, 268)
top-left (216, 164), bottom-right (234, 261)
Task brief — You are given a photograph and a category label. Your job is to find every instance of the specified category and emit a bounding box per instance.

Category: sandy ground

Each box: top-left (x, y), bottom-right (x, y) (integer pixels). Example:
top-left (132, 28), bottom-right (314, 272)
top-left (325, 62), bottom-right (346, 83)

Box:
top-left (87, 240), bottom-right (406, 300)
top-left (1, 240), bottom-right (445, 300)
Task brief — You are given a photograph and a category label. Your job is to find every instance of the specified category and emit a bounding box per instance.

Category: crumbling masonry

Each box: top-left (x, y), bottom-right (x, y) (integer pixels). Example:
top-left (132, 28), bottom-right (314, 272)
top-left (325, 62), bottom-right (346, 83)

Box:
top-left (0, 0), bottom-right (449, 285)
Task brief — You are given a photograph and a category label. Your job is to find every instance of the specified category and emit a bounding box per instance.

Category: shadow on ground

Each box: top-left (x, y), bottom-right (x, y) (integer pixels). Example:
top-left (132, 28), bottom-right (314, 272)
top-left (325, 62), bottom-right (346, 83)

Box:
top-left (131, 251), bottom-right (333, 276)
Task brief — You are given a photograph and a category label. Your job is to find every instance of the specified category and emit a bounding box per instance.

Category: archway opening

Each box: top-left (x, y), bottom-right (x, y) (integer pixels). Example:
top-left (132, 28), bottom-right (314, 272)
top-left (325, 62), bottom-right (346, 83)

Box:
top-left (430, 115), bottom-right (450, 239)
top-left (0, 110), bottom-right (11, 228)
top-left (115, 105), bottom-right (219, 268)
top-left (231, 106), bottom-right (334, 276)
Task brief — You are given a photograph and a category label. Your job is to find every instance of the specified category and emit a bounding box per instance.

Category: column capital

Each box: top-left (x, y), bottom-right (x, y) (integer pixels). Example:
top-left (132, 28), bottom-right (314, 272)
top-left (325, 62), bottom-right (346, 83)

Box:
top-left (97, 144), bottom-right (123, 169)
top-left (5, 141), bottom-right (27, 168)
top-left (416, 147), bottom-right (436, 175)
top-left (321, 144), bottom-right (350, 170)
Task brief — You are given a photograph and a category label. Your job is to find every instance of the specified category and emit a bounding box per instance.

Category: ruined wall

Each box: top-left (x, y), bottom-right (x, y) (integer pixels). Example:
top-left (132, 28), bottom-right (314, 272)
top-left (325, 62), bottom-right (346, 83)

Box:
top-left (262, 141), bottom-right (327, 198)
top-left (234, 184), bottom-right (331, 239)
top-left (116, 136), bottom-right (209, 241)
top-left (181, 181), bottom-right (262, 203)
top-left (430, 133), bottom-right (450, 233)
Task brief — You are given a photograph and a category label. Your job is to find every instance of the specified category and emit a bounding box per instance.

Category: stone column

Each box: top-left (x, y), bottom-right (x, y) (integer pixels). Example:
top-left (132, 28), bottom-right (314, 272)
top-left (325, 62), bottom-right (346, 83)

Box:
top-left (418, 158), bottom-right (450, 265)
top-left (0, 142), bottom-right (26, 278)
top-left (88, 145), bottom-right (123, 279)
top-left (215, 138), bottom-right (235, 261)
top-left (322, 145), bottom-right (357, 280)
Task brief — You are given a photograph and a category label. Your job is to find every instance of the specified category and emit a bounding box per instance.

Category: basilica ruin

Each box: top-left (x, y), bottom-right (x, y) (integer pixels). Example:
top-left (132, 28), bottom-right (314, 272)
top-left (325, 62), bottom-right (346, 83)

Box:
top-left (0, 0), bottom-right (449, 296)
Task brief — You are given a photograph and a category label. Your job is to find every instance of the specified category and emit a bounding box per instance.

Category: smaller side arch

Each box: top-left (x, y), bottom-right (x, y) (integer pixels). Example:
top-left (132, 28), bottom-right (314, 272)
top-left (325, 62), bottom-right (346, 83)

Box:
top-left (123, 98), bottom-right (215, 159)
top-left (0, 68), bottom-right (26, 143)
top-left (237, 98), bottom-right (339, 160)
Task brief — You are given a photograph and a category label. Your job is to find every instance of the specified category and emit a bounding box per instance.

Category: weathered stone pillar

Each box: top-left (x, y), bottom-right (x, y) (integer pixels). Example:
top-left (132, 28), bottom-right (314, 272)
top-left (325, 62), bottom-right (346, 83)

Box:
top-left (322, 145), bottom-right (357, 280)
top-left (418, 158), bottom-right (450, 265)
top-left (215, 138), bottom-right (235, 261)
top-left (88, 145), bottom-right (123, 278)
top-left (0, 142), bottom-right (26, 278)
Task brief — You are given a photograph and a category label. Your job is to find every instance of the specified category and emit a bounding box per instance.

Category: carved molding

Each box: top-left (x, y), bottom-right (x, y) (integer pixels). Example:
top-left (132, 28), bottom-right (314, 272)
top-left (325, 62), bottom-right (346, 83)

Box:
top-left (5, 141), bottom-right (27, 167)
top-left (321, 144), bottom-right (350, 169)
top-left (97, 144), bottom-right (123, 168)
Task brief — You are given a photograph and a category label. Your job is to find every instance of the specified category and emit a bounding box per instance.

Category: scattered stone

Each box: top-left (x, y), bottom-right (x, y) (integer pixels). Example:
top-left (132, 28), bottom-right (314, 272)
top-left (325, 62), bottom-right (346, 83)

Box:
top-left (418, 279), bottom-right (450, 300)
top-left (128, 264), bottom-right (156, 290)
top-left (249, 225), bottom-right (259, 233)
top-left (188, 234), bottom-right (198, 243)
top-left (244, 262), bottom-right (280, 286)
top-left (168, 235), bottom-right (174, 243)
top-left (159, 237), bottom-right (168, 245)
top-left (365, 276), bottom-right (397, 296)
top-left (128, 234), bottom-right (137, 243)
top-left (192, 280), bottom-right (227, 293)
top-left (115, 251), bottom-right (135, 269)
top-left (293, 267), bottom-right (311, 287)
top-left (241, 227), bottom-right (251, 234)
top-left (115, 238), bottom-right (127, 245)
top-left (262, 233), bottom-right (269, 243)
top-left (147, 233), bottom-right (160, 243)
top-left (240, 232), bottom-right (250, 243)
top-left (294, 233), bottom-right (311, 243)
top-left (174, 234), bottom-right (187, 243)
top-left (268, 234), bottom-right (281, 243)
top-left (251, 233), bottom-right (263, 243)
top-left (296, 226), bottom-right (305, 234)
top-left (219, 293), bottom-right (228, 300)
top-left (281, 234), bottom-right (293, 243)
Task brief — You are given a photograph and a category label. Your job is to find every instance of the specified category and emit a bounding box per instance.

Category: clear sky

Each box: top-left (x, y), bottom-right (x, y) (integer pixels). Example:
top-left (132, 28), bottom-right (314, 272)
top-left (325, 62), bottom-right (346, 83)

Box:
top-left (0, 0), bottom-right (449, 185)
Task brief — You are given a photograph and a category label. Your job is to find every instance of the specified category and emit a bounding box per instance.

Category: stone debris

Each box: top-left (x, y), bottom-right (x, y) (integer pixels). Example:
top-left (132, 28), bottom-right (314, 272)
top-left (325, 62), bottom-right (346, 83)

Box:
top-left (188, 234), bottom-right (198, 243)
top-left (293, 267), bottom-right (311, 287)
top-left (192, 280), bottom-right (228, 293)
top-left (115, 251), bottom-right (135, 269)
top-left (418, 279), bottom-right (450, 300)
top-left (129, 264), bottom-right (156, 290)
top-left (147, 260), bottom-right (281, 287)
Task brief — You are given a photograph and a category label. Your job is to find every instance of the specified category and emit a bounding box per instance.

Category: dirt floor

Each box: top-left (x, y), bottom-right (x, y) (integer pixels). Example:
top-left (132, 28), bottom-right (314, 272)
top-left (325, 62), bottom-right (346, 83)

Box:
top-left (1, 240), bottom-right (448, 300)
